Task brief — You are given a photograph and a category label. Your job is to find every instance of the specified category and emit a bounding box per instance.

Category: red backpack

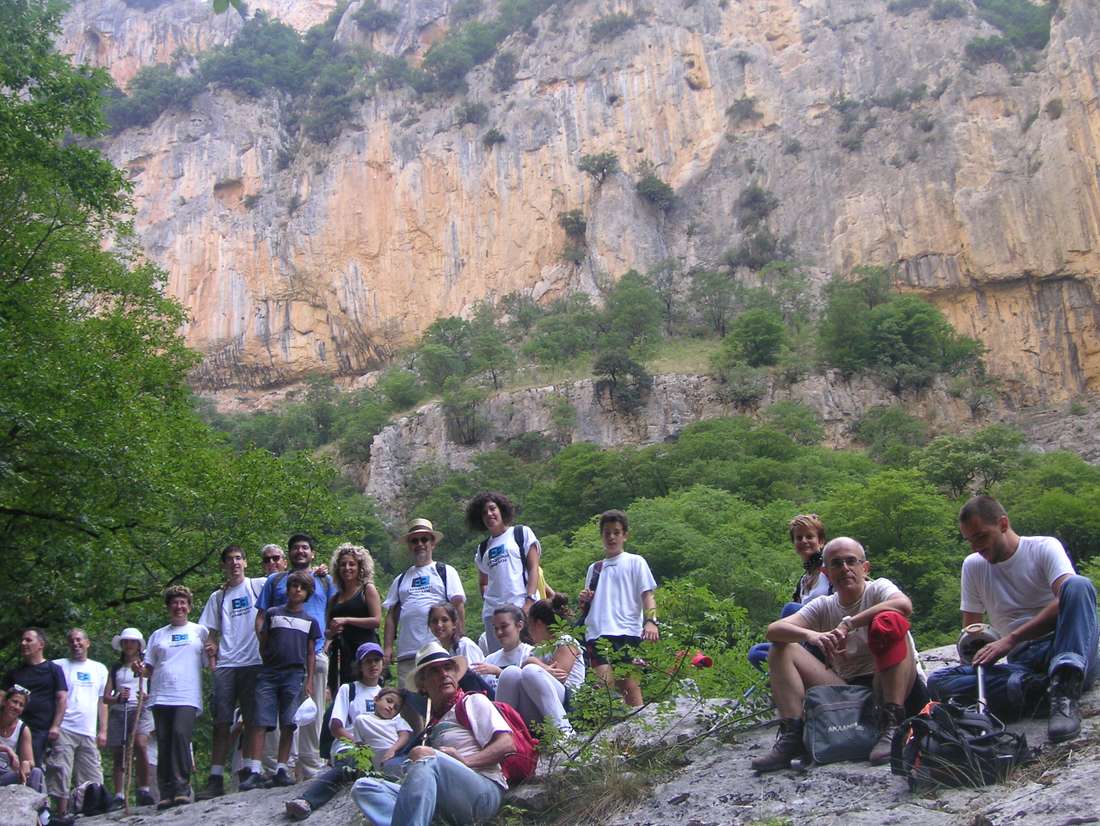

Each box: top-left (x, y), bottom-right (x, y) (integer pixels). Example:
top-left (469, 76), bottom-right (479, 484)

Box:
top-left (453, 691), bottom-right (539, 784)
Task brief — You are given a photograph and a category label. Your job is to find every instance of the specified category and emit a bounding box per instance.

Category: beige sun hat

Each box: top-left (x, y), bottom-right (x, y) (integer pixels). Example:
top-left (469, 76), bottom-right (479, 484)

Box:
top-left (111, 627), bottom-right (145, 652)
top-left (404, 640), bottom-right (468, 692)
top-left (403, 517), bottom-right (444, 543)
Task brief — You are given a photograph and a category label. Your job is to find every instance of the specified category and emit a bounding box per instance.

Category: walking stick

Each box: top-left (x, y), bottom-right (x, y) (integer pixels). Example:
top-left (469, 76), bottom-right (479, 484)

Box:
top-left (124, 673), bottom-right (146, 815)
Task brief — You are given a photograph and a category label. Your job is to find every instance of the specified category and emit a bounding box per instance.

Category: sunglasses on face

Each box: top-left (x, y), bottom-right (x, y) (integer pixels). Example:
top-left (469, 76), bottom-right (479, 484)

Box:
top-left (262, 555), bottom-right (282, 563)
top-left (409, 536), bottom-right (432, 545)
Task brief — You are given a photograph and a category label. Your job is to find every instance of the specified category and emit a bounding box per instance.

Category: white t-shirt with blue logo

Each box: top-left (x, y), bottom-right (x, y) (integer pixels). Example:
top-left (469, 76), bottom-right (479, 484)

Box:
top-left (383, 562), bottom-right (466, 660)
top-left (475, 525), bottom-right (538, 616)
top-left (146, 621), bottom-right (209, 711)
top-left (53, 658), bottom-right (108, 738)
top-left (199, 577), bottom-right (266, 668)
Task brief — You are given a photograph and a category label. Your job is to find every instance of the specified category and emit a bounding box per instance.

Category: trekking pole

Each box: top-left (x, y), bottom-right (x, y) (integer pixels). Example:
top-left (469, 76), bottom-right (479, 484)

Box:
top-left (125, 673), bottom-right (146, 815)
top-left (975, 664), bottom-right (987, 714)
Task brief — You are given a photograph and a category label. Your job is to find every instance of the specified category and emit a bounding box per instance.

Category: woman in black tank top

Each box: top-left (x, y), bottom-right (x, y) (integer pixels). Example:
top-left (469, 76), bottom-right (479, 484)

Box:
top-left (326, 544), bottom-right (382, 692)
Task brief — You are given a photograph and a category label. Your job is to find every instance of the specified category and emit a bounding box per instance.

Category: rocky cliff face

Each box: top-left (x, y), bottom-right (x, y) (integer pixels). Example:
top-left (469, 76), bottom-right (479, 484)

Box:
top-left (61, 0), bottom-right (1100, 401)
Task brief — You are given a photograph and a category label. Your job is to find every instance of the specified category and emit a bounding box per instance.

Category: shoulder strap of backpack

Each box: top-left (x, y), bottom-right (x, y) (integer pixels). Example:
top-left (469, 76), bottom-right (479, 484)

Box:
top-left (587, 560), bottom-right (605, 591)
top-left (349, 682), bottom-right (356, 702)
top-left (514, 525), bottom-right (528, 588)
top-left (395, 569), bottom-right (408, 606)
top-left (477, 537), bottom-right (489, 561)
top-left (436, 561), bottom-right (448, 601)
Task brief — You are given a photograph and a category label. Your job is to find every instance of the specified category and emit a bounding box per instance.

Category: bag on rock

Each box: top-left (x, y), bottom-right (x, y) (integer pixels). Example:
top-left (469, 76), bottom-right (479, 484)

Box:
top-left (891, 700), bottom-right (1031, 789)
top-left (802, 684), bottom-right (878, 764)
top-left (70, 782), bottom-right (109, 816)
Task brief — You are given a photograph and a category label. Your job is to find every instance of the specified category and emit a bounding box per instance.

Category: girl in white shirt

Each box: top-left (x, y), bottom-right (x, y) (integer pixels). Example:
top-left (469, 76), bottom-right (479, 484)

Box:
top-left (427, 602), bottom-right (496, 696)
top-left (351, 688), bottom-right (414, 773)
top-left (478, 604), bottom-right (578, 736)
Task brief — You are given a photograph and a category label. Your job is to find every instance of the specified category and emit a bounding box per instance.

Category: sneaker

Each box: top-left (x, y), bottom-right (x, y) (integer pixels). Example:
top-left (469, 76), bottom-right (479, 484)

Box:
top-left (285, 799), bottom-right (312, 821)
top-left (750, 717), bottom-right (807, 772)
top-left (236, 768), bottom-right (253, 785)
top-left (1048, 668), bottom-right (1084, 743)
top-left (173, 788), bottom-right (192, 806)
top-left (136, 788), bottom-right (156, 807)
top-left (195, 774), bottom-right (225, 800)
top-left (269, 768), bottom-right (294, 788)
top-left (869, 702), bottom-right (906, 765)
top-left (107, 795), bottom-right (126, 812)
top-left (238, 771), bottom-right (266, 792)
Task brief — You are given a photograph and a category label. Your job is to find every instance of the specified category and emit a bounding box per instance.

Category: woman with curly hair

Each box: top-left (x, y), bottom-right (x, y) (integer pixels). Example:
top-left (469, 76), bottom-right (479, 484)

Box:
top-left (325, 544), bottom-right (382, 693)
top-left (466, 492), bottom-right (542, 654)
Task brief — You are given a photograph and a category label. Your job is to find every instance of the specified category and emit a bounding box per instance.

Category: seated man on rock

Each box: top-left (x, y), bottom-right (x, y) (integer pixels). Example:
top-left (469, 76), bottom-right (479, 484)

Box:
top-left (928, 495), bottom-right (1098, 742)
top-left (752, 537), bottom-right (926, 772)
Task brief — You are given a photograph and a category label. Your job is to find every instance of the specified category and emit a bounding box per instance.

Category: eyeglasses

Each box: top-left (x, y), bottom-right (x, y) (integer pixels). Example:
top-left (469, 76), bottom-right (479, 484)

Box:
top-left (826, 556), bottom-right (866, 570)
top-left (9, 684), bottom-right (30, 697)
top-left (262, 555), bottom-right (283, 563)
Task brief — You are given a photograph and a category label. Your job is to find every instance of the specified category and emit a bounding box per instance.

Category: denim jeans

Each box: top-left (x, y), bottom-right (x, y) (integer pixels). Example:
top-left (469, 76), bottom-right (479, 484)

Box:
top-left (929, 575), bottom-right (1099, 711)
top-left (351, 751), bottom-right (504, 826)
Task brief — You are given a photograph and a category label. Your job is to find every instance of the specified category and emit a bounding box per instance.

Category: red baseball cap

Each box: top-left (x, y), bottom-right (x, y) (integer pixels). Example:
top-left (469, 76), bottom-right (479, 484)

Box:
top-left (868, 611), bottom-right (910, 671)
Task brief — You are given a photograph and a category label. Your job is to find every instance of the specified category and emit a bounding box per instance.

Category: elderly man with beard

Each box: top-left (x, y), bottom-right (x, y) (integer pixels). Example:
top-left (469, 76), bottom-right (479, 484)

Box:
top-left (751, 537), bottom-right (926, 772)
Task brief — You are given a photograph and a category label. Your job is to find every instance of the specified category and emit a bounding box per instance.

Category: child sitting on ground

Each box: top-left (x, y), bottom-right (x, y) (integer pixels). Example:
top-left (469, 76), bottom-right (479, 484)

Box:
top-left (351, 688), bottom-right (414, 773)
top-left (578, 509), bottom-right (659, 707)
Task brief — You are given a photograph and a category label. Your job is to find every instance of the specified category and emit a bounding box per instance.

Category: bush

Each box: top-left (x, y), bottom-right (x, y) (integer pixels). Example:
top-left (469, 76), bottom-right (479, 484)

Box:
top-left (593, 352), bottom-right (653, 414)
top-left (455, 100), bottom-right (488, 125)
top-left (560, 244), bottom-right (586, 264)
top-left (974, 0), bottom-right (1054, 50)
top-left (376, 368), bottom-right (424, 410)
top-left (482, 127), bottom-right (506, 147)
top-left (723, 308), bottom-right (787, 367)
top-left (354, 1), bottom-right (400, 32)
top-left (715, 363), bottom-right (768, 406)
top-left (557, 209), bottom-right (587, 238)
top-left (450, 0), bottom-right (483, 23)
top-left (578, 151), bottom-right (620, 182)
top-left (105, 64), bottom-right (203, 131)
top-left (523, 295), bottom-right (600, 364)
top-left (635, 162), bottom-right (676, 212)
top-left (200, 12), bottom-right (309, 97)
top-left (491, 51), bottom-right (518, 90)
top-left (723, 228), bottom-right (792, 271)
top-left (736, 184), bottom-right (779, 230)
top-left (966, 36), bottom-right (1014, 65)
top-left (763, 401), bottom-right (824, 446)
top-left (441, 378), bottom-right (488, 445)
top-left (590, 13), bottom-right (637, 43)
top-left (854, 405), bottom-right (928, 465)
top-left (886, 0), bottom-right (930, 14)
top-left (782, 138), bottom-right (802, 155)
top-left (1045, 98), bottom-right (1063, 120)
top-left (726, 95), bottom-right (762, 123)
top-left (930, 0), bottom-right (967, 19)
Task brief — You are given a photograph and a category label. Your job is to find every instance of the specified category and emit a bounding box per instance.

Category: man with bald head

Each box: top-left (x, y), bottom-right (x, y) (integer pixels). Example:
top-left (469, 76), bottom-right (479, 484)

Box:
top-left (752, 537), bottom-right (926, 772)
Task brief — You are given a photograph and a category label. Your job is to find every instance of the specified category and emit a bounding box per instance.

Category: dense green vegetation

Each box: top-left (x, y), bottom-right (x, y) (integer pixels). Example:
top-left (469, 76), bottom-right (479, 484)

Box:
top-left (0, 0), bottom-right (390, 665)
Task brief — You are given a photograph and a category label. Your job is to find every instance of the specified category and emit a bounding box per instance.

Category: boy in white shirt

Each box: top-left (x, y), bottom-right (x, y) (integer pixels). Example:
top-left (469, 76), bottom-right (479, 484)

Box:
top-left (352, 688), bottom-right (413, 772)
top-left (578, 510), bottom-right (659, 707)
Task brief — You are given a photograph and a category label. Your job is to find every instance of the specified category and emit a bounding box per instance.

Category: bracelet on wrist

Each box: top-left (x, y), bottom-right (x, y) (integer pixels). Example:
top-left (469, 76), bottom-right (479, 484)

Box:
top-left (644, 618), bottom-right (658, 626)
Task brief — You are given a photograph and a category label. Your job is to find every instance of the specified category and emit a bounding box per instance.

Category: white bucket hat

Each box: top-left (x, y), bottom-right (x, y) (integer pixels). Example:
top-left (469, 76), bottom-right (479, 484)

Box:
top-left (111, 627), bottom-right (145, 652)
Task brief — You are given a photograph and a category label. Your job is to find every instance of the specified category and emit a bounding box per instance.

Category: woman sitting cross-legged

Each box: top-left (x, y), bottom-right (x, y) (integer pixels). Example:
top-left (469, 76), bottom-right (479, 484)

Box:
top-left (474, 602), bottom-right (581, 736)
top-left (1, 686), bottom-right (44, 793)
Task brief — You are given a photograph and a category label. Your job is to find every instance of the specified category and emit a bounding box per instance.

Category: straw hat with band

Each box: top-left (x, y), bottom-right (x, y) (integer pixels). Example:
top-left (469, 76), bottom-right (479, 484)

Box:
top-left (403, 518), bottom-right (444, 543)
top-left (404, 641), bottom-right (467, 692)
top-left (111, 627), bottom-right (145, 652)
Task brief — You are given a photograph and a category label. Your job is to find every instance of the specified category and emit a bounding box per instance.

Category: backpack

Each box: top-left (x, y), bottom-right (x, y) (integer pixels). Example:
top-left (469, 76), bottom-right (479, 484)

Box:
top-left (477, 525), bottom-right (530, 588)
top-left (71, 782), bottom-right (110, 816)
top-left (802, 684), bottom-right (878, 764)
top-left (395, 561), bottom-right (449, 605)
top-left (453, 691), bottom-right (539, 785)
top-left (891, 700), bottom-right (1032, 790)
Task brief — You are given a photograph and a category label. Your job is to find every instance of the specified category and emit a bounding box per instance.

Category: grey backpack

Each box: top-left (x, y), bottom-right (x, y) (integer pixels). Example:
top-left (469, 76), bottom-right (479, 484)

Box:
top-left (802, 684), bottom-right (878, 764)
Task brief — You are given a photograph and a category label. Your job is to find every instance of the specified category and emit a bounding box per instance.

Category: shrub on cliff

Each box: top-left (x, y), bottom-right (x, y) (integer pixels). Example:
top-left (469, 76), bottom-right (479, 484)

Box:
top-left (594, 352), bottom-right (653, 414)
top-left (354, 1), bottom-right (400, 32)
top-left (635, 161), bottom-right (677, 212)
top-left (105, 64), bottom-right (203, 130)
top-left (590, 13), bottom-right (638, 43)
top-left (578, 151), bottom-right (620, 182)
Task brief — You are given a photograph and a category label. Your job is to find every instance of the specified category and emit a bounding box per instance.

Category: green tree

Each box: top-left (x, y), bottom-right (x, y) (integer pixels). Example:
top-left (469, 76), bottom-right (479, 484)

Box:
top-left (854, 405), bottom-right (929, 465)
top-left (441, 377), bottom-right (488, 445)
top-left (762, 401), bottom-right (824, 446)
top-left (578, 151), bottom-right (620, 183)
top-left (593, 352), bottom-right (653, 414)
top-left (635, 161), bottom-right (677, 212)
top-left (688, 269), bottom-right (737, 336)
top-left (600, 270), bottom-right (663, 357)
top-left (522, 295), bottom-right (599, 364)
top-left (725, 308), bottom-right (787, 367)
top-left (645, 258), bottom-right (681, 336)
top-left (918, 425), bottom-right (1027, 497)
top-left (376, 368), bottom-right (425, 410)
top-left (469, 326), bottom-right (515, 389)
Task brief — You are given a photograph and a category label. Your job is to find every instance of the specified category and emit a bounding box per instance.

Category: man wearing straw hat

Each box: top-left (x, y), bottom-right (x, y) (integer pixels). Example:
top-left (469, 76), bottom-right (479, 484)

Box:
top-left (382, 519), bottom-right (466, 688)
top-left (351, 641), bottom-right (513, 826)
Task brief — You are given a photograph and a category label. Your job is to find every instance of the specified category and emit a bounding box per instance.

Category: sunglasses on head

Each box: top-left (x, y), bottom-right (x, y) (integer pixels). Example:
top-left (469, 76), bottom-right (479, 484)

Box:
top-left (9, 684), bottom-right (30, 697)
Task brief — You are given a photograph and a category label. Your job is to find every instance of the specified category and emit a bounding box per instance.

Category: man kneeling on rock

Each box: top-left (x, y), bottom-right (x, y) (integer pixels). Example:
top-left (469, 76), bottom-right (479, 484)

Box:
top-left (752, 537), bottom-right (927, 772)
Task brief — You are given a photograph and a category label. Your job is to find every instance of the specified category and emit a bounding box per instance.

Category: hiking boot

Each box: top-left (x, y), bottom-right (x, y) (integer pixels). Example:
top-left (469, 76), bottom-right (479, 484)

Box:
top-left (195, 774), bottom-right (225, 800)
top-left (869, 702), bottom-right (906, 765)
top-left (285, 799), bottom-right (312, 821)
top-left (751, 717), bottom-right (807, 772)
top-left (107, 795), bottom-right (126, 812)
top-left (173, 787), bottom-right (192, 806)
top-left (136, 788), bottom-right (156, 807)
top-left (1048, 668), bottom-right (1084, 743)
top-left (238, 771), bottom-right (266, 791)
top-left (269, 768), bottom-right (294, 788)
top-left (156, 799), bottom-right (176, 811)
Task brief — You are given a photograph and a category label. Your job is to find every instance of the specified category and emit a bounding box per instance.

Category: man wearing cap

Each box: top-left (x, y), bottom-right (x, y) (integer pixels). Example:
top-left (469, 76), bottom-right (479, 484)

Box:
top-left (255, 533), bottom-right (336, 779)
top-left (752, 537), bottom-right (925, 772)
top-left (195, 544), bottom-right (267, 798)
top-left (351, 641), bottom-right (513, 826)
top-left (46, 629), bottom-right (109, 823)
top-left (928, 495), bottom-right (1099, 742)
top-left (4, 628), bottom-right (68, 766)
top-left (382, 519), bottom-right (466, 687)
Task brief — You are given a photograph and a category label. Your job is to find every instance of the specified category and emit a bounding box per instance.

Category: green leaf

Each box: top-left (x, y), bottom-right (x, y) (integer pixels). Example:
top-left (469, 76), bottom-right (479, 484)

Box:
top-left (213, 0), bottom-right (230, 13)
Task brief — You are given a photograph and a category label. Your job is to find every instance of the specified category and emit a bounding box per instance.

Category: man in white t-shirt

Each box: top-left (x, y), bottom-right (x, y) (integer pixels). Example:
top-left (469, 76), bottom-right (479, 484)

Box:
top-left (46, 628), bottom-right (109, 821)
top-left (382, 519), bottom-right (465, 687)
top-left (928, 495), bottom-right (1099, 742)
top-left (752, 537), bottom-right (925, 772)
top-left (196, 544), bottom-right (267, 798)
top-left (351, 642), bottom-right (513, 826)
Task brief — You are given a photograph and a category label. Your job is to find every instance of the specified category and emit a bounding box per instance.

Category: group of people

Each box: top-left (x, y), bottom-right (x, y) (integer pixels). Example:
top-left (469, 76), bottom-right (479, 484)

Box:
top-left (750, 495), bottom-right (1098, 773)
top-left (1, 493), bottom-right (662, 826)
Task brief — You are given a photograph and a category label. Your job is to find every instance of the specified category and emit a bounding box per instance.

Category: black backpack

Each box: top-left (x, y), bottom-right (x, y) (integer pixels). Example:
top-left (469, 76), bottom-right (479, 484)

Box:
top-left (891, 700), bottom-right (1032, 789)
top-left (477, 525), bottom-right (530, 588)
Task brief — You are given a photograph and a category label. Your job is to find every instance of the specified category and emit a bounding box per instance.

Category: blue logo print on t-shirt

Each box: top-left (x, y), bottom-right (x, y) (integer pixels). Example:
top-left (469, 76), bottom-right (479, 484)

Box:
top-left (231, 596), bottom-right (249, 611)
top-left (488, 545), bottom-right (507, 567)
top-left (411, 575), bottom-right (430, 592)
top-left (365, 699), bottom-right (375, 713)
top-left (171, 633), bottom-right (188, 644)
top-left (76, 671), bottom-right (91, 682)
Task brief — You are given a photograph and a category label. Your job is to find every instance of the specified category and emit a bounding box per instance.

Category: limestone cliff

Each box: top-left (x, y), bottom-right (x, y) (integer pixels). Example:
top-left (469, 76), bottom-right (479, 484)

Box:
top-left (63, 0), bottom-right (1100, 401)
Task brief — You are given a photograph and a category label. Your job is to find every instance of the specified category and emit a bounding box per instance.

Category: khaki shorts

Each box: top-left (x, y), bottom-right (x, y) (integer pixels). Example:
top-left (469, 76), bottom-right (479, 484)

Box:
top-left (46, 728), bottom-right (103, 798)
